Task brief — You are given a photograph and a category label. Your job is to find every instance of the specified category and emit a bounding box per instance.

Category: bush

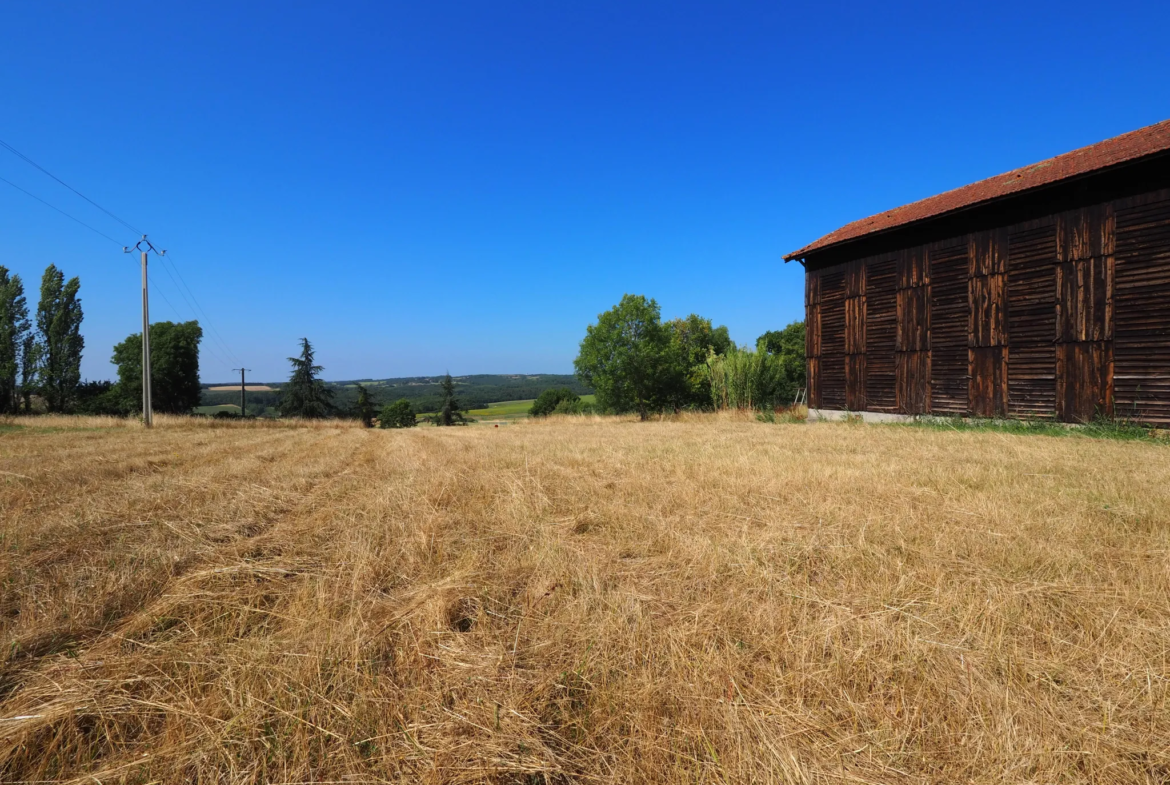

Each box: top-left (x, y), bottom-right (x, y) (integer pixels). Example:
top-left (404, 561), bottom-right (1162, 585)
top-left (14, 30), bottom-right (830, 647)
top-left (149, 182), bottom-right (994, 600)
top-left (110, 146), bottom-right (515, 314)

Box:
top-left (379, 399), bottom-right (416, 428)
top-left (73, 380), bottom-right (132, 416)
top-left (530, 388), bottom-right (580, 416)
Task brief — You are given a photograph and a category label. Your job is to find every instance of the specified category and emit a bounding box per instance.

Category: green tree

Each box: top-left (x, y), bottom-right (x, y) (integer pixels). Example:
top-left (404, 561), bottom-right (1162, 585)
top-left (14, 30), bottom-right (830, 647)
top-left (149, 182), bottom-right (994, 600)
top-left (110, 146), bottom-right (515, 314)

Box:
top-left (19, 334), bottom-right (39, 412)
top-left (279, 338), bottom-right (335, 418)
top-left (0, 268), bottom-right (30, 414)
top-left (111, 321), bottom-right (204, 414)
top-left (435, 372), bottom-right (465, 426)
top-left (574, 294), bottom-right (673, 420)
top-left (35, 265), bottom-right (84, 412)
top-left (666, 314), bottom-right (732, 409)
top-left (529, 387), bottom-right (580, 416)
top-left (758, 321), bottom-right (806, 403)
top-left (354, 383), bottom-right (376, 427)
top-left (379, 398), bottom-right (417, 428)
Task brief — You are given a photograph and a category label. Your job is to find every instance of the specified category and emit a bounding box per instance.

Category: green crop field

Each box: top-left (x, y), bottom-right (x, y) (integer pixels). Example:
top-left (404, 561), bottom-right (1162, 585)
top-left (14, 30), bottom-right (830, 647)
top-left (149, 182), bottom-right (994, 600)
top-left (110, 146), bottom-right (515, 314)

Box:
top-left (467, 399), bottom-right (534, 416)
top-left (467, 394), bottom-right (597, 422)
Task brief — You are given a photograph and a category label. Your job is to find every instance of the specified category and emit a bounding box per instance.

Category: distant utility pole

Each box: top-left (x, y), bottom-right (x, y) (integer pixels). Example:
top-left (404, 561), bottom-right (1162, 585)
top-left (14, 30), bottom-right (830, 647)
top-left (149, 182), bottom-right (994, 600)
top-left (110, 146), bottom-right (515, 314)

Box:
top-left (232, 368), bottom-right (251, 417)
top-left (123, 235), bottom-right (166, 428)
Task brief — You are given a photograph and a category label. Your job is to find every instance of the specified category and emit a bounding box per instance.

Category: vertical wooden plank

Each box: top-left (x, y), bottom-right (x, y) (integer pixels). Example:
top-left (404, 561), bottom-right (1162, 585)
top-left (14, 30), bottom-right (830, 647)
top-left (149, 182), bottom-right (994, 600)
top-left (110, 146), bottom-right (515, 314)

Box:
top-left (1057, 342), bottom-right (1114, 422)
top-left (806, 303), bottom-right (821, 358)
top-left (807, 357), bottom-right (821, 409)
top-left (846, 355), bottom-right (867, 410)
top-left (968, 229), bottom-right (1008, 417)
top-left (895, 246), bottom-right (931, 414)
top-left (897, 286), bottom-right (929, 352)
top-left (970, 227), bottom-right (1008, 276)
top-left (969, 347), bottom-right (1007, 418)
top-left (897, 351), bottom-right (930, 414)
top-left (1055, 205), bottom-right (1116, 422)
top-left (845, 296), bottom-right (866, 354)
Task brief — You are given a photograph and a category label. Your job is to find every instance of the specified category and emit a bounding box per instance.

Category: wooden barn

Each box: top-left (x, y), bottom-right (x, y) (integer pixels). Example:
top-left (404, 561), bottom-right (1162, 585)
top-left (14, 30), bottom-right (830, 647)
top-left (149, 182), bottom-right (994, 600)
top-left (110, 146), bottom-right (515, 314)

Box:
top-left (785, 119), bottom-right (1170, 424)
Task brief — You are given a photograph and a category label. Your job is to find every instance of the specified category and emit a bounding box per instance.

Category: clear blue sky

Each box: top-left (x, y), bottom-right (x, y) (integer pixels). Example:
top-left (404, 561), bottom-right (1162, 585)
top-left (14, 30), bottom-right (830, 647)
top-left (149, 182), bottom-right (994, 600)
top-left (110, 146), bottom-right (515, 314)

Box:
top-left (2, 2), bottom-right (1168, 383)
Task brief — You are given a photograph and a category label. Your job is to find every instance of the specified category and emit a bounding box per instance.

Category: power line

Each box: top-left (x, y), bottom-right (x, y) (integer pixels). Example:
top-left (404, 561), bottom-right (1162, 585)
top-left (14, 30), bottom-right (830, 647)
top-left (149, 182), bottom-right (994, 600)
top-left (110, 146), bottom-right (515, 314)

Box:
top-left (147, 278), bottom-right (233, 371)
top-left (155, 251), bottom-right (239, 365)
top-left (0, 175), bottom-right (126, 246)
top-left (160, 253), bottom-right (242, 367)
top-left (0, 171), bottom-right (235, 373)
top-left (0, 137), bottom-right (142, 235)
top-left (1, 137), bottom-right (243, 369)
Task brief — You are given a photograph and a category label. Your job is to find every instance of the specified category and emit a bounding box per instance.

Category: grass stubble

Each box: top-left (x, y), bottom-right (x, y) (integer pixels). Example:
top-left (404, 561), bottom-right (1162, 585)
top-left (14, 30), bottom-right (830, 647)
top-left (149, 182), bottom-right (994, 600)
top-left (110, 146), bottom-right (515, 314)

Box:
top-left (0, 413), bottom-right (1168, 783)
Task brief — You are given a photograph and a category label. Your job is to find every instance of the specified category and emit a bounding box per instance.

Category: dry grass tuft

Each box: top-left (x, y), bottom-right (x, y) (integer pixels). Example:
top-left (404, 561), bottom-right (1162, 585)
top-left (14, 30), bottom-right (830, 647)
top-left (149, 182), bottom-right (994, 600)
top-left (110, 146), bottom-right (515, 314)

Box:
top-left (1, 415), bottom-right (1168, 783)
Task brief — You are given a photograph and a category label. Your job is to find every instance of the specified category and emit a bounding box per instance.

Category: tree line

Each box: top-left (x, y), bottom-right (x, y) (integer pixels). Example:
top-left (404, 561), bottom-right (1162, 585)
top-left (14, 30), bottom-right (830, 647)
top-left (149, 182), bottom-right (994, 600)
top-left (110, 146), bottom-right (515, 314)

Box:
top-left (3, 270), bottom-right (803, 425)
top-left (278, 337), bottom-right (463, 428)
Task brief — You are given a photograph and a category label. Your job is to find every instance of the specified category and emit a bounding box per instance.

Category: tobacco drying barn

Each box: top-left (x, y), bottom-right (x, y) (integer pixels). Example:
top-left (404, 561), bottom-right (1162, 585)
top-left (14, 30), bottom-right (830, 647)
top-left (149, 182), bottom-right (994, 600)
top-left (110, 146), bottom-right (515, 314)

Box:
top-left (785, 119), bottom-right (1170, 424)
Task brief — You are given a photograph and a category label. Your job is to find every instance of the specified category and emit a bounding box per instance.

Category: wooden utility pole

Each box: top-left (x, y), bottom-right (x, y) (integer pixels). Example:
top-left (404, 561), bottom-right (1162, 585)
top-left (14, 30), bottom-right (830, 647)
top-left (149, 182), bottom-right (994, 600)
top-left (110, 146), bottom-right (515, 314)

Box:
top-left (232, 368), bottom-right (251, 417)
top-left (123, 236), bottom-right (166, 428)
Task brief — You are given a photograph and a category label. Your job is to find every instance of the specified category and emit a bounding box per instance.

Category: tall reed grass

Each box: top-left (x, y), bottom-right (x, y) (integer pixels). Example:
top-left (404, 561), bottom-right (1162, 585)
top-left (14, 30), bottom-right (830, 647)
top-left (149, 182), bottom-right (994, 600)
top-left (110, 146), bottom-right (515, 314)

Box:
top-left (707, 342), bottom-right (787, 410)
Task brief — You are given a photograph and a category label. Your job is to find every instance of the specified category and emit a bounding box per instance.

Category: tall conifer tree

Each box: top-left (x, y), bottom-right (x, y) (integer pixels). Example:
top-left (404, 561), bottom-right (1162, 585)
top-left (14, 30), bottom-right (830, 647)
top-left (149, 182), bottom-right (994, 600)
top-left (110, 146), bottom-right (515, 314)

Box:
top-left (279, 338), bottom-right (334, 418)
top-left (435, 372), bottom-right (465, 426)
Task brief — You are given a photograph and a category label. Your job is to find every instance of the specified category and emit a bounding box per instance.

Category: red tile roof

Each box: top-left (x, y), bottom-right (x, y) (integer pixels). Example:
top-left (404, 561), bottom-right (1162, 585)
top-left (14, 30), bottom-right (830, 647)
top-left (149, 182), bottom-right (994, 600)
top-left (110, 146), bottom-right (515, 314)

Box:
top-left (785, 118), bottom-right (1170, 260)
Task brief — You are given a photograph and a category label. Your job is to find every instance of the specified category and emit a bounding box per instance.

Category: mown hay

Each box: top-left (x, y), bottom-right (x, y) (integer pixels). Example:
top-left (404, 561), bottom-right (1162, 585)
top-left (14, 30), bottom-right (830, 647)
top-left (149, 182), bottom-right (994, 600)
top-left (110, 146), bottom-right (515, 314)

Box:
top-left (1, 415), bottom-right (1168, 783)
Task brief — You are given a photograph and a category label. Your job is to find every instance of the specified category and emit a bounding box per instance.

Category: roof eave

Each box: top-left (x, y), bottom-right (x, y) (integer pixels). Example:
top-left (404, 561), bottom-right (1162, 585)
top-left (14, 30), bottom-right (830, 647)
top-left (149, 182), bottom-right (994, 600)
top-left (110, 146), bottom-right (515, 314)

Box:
top-left (783, 146), bottom-right (1170, 266)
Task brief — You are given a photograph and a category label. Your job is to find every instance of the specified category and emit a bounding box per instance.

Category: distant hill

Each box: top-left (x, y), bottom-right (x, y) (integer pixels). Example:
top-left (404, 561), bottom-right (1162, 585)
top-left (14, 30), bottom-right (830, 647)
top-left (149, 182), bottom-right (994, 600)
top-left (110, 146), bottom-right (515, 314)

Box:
top-left (200, 374), bottom-right (591, 415)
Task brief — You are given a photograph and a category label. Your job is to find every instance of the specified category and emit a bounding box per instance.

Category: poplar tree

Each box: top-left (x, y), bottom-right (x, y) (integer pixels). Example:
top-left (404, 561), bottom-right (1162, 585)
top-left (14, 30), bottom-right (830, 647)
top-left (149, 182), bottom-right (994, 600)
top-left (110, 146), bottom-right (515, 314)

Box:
top-left (279, 338), bottom-right (334, 418)
top-left (35, 265), bottom-right (84, 413)
top-left (0, 268), bottom-right (30, 414)
top-left (19, 335), bottom-right (39, 412)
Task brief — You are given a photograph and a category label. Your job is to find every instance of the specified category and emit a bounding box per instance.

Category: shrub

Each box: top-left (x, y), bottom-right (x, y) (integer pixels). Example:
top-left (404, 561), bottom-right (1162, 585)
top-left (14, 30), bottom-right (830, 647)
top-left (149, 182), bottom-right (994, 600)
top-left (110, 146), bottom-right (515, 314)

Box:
top-left (379, 399), bottom-right (416, 428)
top-left (552, 398), bottom-right (580, 415)
top-left (530, 388), bottom-right (580, 416)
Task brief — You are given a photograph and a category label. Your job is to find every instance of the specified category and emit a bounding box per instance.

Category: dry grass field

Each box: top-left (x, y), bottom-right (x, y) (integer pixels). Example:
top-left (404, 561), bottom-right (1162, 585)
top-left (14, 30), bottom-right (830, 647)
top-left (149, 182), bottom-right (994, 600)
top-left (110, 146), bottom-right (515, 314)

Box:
top-left (1, 414), bottom-right (1169, 784)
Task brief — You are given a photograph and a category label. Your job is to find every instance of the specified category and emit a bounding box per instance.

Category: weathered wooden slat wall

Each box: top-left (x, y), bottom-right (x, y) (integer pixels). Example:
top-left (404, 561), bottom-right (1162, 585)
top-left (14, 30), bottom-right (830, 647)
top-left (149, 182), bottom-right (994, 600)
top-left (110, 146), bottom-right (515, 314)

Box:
top-left (1006, 220), bottom-right (1057, 418)
top-left (1114, 189), bottom-right (1170, 424)
top-left (895, 248), bottom-right (930, 413)
top-left (928, 243), bottom-right (968, 415)
top-left (804, 184), bottom-right (1170, 425)
top-left (864, 255), bottom-right (898, 411)
top-left (819, 266), bottom-right (847, 409)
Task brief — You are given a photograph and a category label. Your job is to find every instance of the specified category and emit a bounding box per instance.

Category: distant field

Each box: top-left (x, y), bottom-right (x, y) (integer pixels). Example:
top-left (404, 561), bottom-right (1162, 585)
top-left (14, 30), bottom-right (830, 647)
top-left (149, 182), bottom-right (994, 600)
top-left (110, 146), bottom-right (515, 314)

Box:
top-left (467, 394), bottom-right (598, 421)
top-left (207, 385), bottom-right (274, 392)
top-left (466, 399), bottom-right (535, 419)
top-left (3, 414), bottom-right (1168, 782)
